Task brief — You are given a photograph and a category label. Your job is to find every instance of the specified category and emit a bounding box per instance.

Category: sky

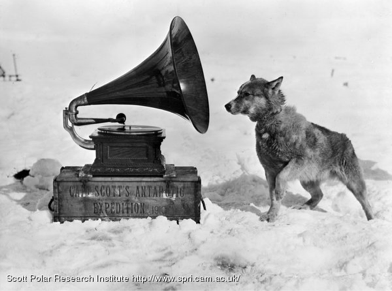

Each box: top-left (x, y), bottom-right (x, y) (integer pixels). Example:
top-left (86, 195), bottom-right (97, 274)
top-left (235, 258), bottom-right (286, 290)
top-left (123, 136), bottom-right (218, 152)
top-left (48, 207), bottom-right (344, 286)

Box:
top-left (1, 0), bottom-right (392, 174)
top-left (1, 0), bottom-right (391, 83)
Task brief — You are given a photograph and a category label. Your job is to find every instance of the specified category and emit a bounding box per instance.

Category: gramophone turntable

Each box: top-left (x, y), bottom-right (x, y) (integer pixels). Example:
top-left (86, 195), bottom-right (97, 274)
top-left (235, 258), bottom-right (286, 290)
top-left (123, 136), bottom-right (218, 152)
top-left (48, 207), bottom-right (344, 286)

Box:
top-left (51, 17), bottom-right (209, 223)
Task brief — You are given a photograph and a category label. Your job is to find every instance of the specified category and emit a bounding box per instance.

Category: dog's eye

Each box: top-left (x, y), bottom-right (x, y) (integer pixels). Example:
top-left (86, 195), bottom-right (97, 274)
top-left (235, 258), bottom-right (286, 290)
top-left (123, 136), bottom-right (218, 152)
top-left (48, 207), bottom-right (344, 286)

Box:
top-left (243, 92), bottom-right (251, 97)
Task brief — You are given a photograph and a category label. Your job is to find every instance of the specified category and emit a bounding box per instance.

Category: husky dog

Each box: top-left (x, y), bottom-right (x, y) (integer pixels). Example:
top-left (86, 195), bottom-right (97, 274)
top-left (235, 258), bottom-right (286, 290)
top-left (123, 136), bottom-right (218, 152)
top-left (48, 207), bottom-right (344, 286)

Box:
top-left (225, 75), bottom-right (374, 222)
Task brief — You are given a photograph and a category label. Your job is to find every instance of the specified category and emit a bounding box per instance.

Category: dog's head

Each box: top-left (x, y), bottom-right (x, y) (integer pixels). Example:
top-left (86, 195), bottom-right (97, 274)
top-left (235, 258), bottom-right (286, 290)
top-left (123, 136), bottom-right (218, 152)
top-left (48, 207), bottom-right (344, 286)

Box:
top-left (224, 75), bottom-right (285, 122)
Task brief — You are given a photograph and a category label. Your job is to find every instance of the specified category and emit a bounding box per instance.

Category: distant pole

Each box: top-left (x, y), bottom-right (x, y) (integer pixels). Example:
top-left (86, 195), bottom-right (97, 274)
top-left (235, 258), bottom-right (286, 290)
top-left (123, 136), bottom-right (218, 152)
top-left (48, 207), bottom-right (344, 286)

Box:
top-left (13, 54), bottom-right (21, 81)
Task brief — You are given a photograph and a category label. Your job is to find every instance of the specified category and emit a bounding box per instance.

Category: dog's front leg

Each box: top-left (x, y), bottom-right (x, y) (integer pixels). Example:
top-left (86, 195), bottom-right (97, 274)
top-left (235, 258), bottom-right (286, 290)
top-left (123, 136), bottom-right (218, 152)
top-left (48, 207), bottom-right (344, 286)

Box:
top-left (260, 171), bottom-right (281, 222)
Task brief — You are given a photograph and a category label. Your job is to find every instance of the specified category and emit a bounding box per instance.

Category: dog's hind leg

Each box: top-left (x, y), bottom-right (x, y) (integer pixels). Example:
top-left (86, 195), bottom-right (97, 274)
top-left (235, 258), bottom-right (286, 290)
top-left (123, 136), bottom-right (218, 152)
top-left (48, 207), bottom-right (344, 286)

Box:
top-left (275, 159), bottom-right (301, 197)
top-left (335, 154), bottom-right (374, 220)
top-left (260, 160), bottom-right (300, 222)
top-left (296, 180), bottom-right (324, 210)
top-left (341, 171), bottom-right (374, 220)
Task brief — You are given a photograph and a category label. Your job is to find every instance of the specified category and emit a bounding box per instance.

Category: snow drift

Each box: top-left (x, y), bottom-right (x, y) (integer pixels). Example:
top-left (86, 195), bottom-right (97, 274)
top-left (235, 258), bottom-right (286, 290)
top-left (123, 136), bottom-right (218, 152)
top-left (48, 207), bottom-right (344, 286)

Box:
top-left (1, 157), bottom-right (392, 290)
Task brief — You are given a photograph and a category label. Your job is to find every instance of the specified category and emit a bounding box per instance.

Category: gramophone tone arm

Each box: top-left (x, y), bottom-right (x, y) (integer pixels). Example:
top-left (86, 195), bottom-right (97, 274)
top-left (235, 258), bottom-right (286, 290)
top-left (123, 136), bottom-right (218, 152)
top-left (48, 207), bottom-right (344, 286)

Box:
top-left (64, 95), bottom-right (127, 150)
top-left (63, 109), bottom-right (95, 150)
top-left (67, 94), bottom-right (126, 126)
top-left (67, 94), bottom-right (88, 125)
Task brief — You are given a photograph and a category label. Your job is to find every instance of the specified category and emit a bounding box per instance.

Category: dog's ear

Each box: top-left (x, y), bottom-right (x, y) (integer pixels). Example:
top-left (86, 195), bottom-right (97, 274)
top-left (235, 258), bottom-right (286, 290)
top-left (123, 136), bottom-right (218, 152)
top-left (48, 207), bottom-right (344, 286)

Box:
top-left (267, 77), bottom-right (283, 92)
top-left (250, 75), bottom-right (256, 81)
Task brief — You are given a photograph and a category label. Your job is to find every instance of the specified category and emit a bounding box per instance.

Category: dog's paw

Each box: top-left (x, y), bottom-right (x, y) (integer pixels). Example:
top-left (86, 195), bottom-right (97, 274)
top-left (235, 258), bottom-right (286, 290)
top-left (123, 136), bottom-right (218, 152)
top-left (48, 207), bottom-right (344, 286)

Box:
top-left (259, 212), bottom-right (269, 222)
top-left (259, 212), bottom-right (278, 223)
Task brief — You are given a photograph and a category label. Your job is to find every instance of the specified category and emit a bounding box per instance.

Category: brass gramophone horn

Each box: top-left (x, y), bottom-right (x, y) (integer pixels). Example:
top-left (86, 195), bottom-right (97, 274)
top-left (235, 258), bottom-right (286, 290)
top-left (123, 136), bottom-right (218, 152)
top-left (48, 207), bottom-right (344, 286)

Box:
top-left (64, 16), bottom-right (209, 149)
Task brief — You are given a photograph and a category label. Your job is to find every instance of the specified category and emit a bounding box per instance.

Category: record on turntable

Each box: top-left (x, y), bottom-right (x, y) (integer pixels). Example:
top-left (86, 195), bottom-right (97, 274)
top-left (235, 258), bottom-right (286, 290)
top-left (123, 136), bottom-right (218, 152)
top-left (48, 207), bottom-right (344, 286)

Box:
top-left (98, 125), bottom-right (163, 136)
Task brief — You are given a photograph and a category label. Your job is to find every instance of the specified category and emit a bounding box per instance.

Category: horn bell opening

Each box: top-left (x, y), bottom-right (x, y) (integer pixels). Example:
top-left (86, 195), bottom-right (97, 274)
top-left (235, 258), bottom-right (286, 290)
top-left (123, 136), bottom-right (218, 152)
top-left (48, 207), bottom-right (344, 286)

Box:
top-left (170, 16), bottom-right (210, 134)
top-left (82, 16), bottom-right (209, 134)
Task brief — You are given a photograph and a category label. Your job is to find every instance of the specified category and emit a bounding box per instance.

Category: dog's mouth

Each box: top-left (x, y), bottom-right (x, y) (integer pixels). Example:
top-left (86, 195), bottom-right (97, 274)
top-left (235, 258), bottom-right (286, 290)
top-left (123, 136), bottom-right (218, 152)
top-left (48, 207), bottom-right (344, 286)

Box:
top-left (225, 102), bottom-right (252, 118)
top-left (224, 102), bottom-right (241, 115)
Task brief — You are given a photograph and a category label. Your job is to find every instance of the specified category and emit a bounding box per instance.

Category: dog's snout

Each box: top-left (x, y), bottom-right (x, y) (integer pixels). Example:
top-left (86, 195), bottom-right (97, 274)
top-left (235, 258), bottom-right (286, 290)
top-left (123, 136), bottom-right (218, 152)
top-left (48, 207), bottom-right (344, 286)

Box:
top-left (225, 103), bottom-right (232, 112)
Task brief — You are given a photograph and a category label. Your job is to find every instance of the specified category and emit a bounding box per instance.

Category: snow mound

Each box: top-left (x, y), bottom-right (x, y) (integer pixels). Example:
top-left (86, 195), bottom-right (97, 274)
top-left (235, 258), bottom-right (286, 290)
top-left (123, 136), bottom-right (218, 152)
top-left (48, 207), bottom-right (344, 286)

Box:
top-left (23, 159), bottom-right (62, 191)
top-left (29, 159), bottom-right (62, 177)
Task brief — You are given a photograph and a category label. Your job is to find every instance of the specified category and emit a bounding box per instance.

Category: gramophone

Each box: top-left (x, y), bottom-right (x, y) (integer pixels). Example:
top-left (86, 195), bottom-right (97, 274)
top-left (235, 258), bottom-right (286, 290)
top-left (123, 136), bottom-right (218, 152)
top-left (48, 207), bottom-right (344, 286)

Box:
top-left (52, 17), bottom-right (209, 223)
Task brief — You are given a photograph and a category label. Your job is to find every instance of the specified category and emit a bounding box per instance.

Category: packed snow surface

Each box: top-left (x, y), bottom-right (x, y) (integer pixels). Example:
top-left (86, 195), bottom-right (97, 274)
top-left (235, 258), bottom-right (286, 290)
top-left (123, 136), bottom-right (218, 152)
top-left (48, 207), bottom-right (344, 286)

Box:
top-left (1, 164), bottom-right (392, 290)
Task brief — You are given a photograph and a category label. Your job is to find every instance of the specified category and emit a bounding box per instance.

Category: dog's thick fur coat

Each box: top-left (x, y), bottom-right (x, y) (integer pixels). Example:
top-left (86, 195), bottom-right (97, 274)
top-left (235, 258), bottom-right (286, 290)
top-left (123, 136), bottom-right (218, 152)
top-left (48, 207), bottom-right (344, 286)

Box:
top-left (225, 75), bottom-right (374, 222)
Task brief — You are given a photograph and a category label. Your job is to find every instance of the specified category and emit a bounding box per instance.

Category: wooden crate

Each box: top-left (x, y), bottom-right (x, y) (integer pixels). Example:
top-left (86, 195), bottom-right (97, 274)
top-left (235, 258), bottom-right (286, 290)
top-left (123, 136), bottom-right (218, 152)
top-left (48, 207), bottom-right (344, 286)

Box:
top-left (53, 166), bottom-right (201, 223)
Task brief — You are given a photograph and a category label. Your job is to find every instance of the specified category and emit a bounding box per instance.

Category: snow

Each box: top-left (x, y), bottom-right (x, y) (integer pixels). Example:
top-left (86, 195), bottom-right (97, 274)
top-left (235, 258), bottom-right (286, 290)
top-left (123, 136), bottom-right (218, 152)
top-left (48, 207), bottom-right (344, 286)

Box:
top-left (23, 159), bottom-right (62, 192)
top-left (1, 0), bottom-right (392, 290)
top-left (1, 185), bottom-right (392, 290)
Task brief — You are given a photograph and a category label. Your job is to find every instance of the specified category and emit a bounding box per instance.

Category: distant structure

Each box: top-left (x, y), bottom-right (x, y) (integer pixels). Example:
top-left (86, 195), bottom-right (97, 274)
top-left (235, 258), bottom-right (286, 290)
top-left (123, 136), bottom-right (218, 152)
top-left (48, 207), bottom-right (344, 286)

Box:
top-left (0, 65), bottom-right (5, 80)
top-left (1, 54), bottom-right (22, 82)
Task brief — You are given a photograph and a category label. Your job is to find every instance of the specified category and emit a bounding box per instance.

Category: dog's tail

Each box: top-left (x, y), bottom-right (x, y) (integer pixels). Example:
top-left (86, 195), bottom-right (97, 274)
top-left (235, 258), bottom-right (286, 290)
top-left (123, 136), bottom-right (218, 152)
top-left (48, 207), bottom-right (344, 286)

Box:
top-left (334, 136), bottom-right (364, 183)
top-left (336, 136), bottom-right (374, 220)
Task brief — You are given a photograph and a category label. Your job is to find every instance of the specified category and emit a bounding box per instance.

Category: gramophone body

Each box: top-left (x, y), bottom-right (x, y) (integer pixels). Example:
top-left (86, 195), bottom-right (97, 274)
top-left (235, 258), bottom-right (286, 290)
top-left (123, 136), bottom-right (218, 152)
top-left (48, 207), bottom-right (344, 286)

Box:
top-left (52, 17), bottom-right (209, 223)
top-left (88, 126), bottom-right (166, 176)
